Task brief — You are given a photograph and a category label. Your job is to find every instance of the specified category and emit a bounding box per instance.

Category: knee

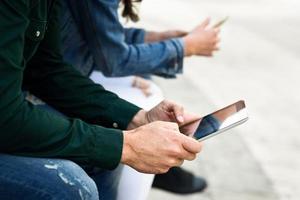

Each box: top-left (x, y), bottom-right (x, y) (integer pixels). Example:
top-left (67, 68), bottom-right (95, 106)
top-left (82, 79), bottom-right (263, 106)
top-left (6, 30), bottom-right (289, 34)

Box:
top-left (0, 156), bottom-right (99, 200)
top-left (44, 160), bottom-right (99, 200)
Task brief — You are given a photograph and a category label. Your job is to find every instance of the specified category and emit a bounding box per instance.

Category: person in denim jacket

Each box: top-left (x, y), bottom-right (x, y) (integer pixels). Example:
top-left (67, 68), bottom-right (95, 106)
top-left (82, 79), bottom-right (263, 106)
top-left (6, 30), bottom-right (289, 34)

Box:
top-left (61, 0), bottom-right (219, 78)
top-left (60, 0), bottom-right (220, 198)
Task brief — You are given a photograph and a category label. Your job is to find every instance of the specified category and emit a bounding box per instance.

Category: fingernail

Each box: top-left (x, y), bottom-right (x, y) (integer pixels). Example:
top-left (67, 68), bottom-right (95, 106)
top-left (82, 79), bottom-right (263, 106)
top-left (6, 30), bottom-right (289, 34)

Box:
top-left (177, 116), bottom-right (184, 123)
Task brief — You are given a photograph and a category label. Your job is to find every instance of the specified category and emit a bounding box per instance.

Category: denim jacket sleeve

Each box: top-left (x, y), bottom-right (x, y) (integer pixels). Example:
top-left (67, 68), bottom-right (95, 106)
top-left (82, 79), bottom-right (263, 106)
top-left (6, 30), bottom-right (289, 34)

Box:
top-left (65, 0), bottom-right (184, 78)
top-left (123, 28), bottom-right (146, 44)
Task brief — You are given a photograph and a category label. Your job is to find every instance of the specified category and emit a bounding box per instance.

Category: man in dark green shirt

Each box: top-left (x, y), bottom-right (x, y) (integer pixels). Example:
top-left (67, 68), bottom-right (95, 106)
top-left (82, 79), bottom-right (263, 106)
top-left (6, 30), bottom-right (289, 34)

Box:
top-left (0, 0), bottom-right (202, 199)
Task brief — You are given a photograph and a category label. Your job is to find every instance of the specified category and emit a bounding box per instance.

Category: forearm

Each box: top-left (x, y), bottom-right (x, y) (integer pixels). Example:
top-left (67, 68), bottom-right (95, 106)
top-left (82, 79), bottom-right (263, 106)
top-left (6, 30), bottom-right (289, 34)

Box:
top-left (145, 30), bottom-right (188, 43)
top-left (101, 38), bottom-right (184, 78)
top-left (144, 31), bottom-right (162, 43)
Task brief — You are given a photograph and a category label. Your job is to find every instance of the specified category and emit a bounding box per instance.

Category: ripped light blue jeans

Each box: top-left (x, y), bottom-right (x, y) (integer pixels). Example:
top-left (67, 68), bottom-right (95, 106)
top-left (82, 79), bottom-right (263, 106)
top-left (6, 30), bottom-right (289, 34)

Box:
top-left (0, 154), bottom-right (123, 200)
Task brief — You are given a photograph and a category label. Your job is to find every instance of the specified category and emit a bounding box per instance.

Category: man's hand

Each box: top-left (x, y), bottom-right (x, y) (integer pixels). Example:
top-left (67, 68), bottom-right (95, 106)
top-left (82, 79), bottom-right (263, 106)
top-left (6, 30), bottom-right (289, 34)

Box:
top-left (183, 18), bottom-right (220, 57)
top-left (146, 100), bottom-right (185, 125)
top-left (127, 100), bottom-right (185, 130)
top-left (145, 30), bottom-right (188, 43)
top-left (121, 121), bottom-right (203, 174)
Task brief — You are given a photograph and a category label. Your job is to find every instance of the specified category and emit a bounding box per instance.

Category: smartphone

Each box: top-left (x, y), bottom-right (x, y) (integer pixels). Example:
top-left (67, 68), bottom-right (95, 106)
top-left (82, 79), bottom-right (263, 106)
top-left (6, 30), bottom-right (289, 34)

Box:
top-left (213, 16), bottom-right (229, 28)
top-left (181, 100), bottom-right (248, 142)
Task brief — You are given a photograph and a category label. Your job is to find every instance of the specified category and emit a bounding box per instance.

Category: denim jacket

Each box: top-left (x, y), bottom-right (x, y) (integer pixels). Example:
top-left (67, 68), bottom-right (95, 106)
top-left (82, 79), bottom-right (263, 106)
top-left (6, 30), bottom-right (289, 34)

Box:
top-left (60, 0), bottom-right (184, 78)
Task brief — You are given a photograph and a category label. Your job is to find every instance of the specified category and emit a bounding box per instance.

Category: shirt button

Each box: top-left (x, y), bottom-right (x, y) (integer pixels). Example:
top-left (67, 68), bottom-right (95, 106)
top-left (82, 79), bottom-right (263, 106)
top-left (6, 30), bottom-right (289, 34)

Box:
top-left (113, 122), bottom-right (118, 128)
top-left (36, 31), bottom-right (41, 37)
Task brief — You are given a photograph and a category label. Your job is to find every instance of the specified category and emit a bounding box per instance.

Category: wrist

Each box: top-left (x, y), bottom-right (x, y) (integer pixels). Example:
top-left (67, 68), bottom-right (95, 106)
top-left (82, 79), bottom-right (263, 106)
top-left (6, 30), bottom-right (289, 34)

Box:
top-left (183, 36), bottom-right (194, 57)
top-left (121, 130), bottom-right (134, 165)
top-left (127, 109), bottom-right (148, 130)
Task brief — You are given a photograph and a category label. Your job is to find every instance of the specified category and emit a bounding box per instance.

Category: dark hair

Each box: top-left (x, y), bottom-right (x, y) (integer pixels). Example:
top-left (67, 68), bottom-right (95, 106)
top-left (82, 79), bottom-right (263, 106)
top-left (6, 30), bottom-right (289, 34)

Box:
top-left (122, 0), bottom-right (142, 22)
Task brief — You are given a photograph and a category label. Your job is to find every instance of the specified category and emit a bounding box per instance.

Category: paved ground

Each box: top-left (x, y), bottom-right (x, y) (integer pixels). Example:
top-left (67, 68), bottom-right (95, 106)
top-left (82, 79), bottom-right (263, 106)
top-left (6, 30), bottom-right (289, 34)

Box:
top-left (126, 0), bottom-right (300, 199)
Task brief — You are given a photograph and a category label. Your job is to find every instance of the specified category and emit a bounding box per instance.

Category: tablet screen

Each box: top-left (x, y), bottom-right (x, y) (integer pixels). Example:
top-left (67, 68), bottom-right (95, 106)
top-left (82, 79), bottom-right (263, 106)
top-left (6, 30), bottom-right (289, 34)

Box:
top-left (193, 100), bottom-right (247, 140)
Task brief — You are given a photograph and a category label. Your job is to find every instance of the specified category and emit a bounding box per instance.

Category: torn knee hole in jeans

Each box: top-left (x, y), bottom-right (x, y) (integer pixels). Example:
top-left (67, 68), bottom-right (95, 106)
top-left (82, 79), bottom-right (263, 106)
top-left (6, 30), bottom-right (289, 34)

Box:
top-left (44, 161), bottom-right (92, 199)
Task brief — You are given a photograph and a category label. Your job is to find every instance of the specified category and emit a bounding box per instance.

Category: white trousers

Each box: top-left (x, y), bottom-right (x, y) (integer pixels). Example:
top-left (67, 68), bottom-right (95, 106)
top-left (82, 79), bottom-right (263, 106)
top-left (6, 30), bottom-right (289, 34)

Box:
top-left (89, 71), bottom-right (164, 200)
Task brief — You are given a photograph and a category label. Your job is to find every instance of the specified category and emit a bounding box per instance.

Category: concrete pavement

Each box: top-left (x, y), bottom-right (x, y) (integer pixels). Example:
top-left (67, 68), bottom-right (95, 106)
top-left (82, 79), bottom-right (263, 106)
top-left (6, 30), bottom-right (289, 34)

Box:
top-left (125, 0), bottom-right (300, 199)
top-left (149, 77), bottom-right (279, 200)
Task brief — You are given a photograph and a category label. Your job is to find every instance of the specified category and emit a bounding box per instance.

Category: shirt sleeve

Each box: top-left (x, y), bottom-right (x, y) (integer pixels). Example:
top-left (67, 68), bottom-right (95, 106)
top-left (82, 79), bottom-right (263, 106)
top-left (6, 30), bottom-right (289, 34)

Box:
top-left (0, 0), bottom-right (140, 169)
top-left (124, 28), bottom-right (146, 44)
top-left (69, 0), bottom-right (184, 78)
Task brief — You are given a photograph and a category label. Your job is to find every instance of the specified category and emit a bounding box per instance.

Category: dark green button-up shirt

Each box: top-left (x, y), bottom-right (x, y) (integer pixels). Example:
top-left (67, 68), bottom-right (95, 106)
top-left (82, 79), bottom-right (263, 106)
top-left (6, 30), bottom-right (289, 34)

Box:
top-left (0, 0), bottom-right (140, 169)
